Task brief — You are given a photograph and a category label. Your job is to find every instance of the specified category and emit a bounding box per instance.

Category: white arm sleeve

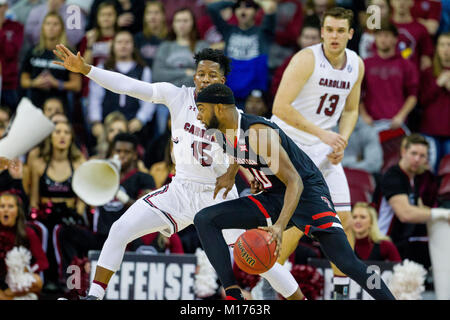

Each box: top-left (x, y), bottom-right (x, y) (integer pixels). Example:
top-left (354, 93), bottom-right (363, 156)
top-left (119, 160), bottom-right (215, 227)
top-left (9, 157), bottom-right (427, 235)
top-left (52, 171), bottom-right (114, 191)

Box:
top-left (136, 67), bottom-right (156, 123)
top-left (86, 66), bottom-right (181, 113)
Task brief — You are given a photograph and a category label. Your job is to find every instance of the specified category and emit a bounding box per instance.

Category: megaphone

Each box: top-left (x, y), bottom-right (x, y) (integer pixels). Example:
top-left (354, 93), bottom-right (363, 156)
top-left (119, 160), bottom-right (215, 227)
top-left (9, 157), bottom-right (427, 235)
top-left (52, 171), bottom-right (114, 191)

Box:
top-left (427, 220), bottom-right (450, 299)
top-left (0, 98), bottom-right (55, 159)
top-left (72, 155), bottom-right (121, 206)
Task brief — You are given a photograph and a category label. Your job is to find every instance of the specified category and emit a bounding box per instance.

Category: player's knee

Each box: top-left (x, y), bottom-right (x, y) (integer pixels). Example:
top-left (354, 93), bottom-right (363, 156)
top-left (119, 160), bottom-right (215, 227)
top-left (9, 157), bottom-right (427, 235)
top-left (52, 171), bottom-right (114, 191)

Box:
top-left (108, 219), bottom-right (129, 243)
top-left (193, 208), bottom-right (213, 229)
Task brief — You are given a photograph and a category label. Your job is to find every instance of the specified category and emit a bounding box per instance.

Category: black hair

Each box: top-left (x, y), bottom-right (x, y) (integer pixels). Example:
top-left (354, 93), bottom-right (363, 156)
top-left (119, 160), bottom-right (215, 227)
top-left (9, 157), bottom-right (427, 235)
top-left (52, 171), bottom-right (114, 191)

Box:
top-left (301, 14), bottom-right (321, 32)
top-left (194, 48), bottom-right (231, 76)
top-left (196, 83), bottom-right (235, 105)
top-left (232, 0), bottom-right (260, 11)
top-left (113, 132), bottom-right (139, 149)
top-left (374, 20), bottom-right (399, 37)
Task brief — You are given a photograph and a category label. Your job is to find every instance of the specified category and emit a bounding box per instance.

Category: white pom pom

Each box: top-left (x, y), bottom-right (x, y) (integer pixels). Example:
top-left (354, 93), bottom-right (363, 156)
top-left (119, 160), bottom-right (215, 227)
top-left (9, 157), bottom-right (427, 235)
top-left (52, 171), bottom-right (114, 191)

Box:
top-left (5, 246), bottom-right (36, 293)
top-left (282, 260), bottom-right (293, 272)
top-left (194, 248), bottom-right (219, 298)
top-left (389, 259), bottom-right (427, 300)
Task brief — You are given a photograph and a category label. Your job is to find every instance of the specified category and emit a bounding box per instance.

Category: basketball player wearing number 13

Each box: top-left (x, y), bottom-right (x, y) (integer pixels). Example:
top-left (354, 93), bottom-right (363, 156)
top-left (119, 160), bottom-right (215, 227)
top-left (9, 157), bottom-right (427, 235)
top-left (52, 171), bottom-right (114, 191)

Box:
top-left (271, 7), bottom-right (364, 299)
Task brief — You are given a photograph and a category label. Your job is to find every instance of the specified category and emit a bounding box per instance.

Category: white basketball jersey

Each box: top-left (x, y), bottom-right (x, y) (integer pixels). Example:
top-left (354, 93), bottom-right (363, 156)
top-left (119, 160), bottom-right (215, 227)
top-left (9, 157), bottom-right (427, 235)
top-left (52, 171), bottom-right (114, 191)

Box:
top-left (272, 43), bottom-right (360, 145)
top-left (149, 83), bottom-right (229, 184)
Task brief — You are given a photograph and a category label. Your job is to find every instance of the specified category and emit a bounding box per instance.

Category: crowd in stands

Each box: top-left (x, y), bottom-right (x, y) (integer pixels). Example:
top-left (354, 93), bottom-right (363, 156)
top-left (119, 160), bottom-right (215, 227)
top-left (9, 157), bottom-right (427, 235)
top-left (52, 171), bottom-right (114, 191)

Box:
top-left (0, 0), bottom-right (449, 300)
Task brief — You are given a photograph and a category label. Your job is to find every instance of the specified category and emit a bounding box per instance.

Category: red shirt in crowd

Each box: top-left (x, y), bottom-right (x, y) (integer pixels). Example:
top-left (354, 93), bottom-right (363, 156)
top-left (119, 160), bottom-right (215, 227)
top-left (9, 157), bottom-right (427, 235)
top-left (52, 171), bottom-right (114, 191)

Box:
top-left (411, 0), bottom-right (442, 22)
top-left (355, 236), bottom-right (402, 262)
top-left (139, 232), bottom-right (184, 254)
top-left (272, 0), bottom-right (303, 47)
top-left (393, 20), bottom-right (434, 70)
top-left (419, 66), bottom-right (450, 137)
top-left (362, 52), bottom-right (419, 120)
top-left (0, 19), bottom-right (24, 90)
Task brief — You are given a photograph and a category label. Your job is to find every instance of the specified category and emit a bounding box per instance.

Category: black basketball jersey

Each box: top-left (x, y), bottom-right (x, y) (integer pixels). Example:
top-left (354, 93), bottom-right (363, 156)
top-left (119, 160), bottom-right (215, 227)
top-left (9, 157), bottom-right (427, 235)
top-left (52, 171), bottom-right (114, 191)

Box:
top-left (220, 112), bottom-right (328, 194)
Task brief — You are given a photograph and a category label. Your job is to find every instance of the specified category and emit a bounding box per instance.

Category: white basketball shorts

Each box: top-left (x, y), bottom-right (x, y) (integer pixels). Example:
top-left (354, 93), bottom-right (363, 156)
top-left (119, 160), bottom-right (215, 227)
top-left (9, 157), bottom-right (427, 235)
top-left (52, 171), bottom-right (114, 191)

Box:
top-left (295, 142), bottom-right (351, 212)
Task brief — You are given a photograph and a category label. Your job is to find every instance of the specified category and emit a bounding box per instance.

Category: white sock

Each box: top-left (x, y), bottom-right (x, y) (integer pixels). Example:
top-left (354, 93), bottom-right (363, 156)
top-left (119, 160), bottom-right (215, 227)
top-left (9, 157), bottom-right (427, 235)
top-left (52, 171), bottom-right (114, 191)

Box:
top-left (260, 262), bottom-right (299, 298)
top-left (88, 283), bottom-right (106, 299)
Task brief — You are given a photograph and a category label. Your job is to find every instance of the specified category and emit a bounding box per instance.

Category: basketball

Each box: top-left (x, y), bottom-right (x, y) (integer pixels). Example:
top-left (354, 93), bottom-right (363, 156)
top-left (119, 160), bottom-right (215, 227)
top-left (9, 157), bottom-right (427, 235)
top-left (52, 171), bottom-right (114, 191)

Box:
top-left (233, 229), bottom-right (277, 275)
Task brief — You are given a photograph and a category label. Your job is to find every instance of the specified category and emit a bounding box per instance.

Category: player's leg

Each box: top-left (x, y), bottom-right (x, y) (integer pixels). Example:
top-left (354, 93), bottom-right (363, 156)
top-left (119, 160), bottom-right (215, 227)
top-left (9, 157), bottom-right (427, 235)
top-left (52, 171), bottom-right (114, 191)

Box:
top-left (194, 195), bottom-right (300, 300)
top-left (88, 199), bottom-right (172, 299)
top-left (324, 163), bottom-right (354, 299)
top-left (205, 190), bottom-right (304, 300)
top-left (194, 198), bottom-right (262, 299)
top-left (277, 226), bottom-right (304, 265)
top-left (316, 228), bottom-right (395, 300)
top-left (260, 262), bottom-right (304, 300)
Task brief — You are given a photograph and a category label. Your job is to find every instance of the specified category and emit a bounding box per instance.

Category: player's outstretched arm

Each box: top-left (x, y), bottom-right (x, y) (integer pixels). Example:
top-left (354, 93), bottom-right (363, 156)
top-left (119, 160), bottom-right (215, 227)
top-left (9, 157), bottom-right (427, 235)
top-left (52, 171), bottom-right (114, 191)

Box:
top-left (53, 44), bottom-right (158, 102)
top-left (249, 124), bottom-right (303, 257)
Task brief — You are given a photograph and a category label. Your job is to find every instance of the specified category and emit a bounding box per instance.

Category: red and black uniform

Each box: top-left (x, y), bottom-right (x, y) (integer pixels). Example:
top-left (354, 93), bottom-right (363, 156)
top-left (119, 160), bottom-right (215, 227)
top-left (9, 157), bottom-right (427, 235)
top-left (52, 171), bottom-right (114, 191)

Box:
top-left (194, 112), bottom-right (395, 300)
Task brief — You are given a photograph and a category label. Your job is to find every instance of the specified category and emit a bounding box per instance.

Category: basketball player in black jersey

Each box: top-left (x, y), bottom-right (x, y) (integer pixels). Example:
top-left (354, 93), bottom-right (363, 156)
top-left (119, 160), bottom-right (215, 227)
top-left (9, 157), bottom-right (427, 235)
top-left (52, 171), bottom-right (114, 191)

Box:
top-left (193, 83), bottom-right (395, 300)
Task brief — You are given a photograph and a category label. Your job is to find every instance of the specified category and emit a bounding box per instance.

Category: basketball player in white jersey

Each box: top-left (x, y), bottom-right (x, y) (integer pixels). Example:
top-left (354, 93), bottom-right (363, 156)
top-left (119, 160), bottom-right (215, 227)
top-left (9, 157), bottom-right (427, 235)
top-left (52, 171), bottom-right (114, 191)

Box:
top-left (271, 7), bottom-right (365, 299)
top-left (53, 45), bottom-right (303, 300)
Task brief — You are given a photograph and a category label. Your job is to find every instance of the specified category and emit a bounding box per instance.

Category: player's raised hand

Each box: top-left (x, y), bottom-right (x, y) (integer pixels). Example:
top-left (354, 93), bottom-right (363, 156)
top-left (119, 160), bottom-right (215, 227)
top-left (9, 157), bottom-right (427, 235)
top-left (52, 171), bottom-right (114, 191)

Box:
top-left (52, 44), bottom-right (91, 75)
top-left (319, 130), bottom-right (347, 152)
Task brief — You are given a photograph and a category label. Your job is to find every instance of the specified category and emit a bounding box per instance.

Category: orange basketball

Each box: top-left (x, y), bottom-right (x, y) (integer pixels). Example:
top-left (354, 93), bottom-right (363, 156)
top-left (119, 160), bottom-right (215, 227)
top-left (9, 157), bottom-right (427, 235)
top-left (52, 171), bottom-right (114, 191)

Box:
top-left (233, 229), bottom-right (277, 275)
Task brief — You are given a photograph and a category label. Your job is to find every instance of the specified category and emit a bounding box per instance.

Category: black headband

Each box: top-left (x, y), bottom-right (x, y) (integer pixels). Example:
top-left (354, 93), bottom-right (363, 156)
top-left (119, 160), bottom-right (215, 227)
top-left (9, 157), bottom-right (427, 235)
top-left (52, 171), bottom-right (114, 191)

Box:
top-left (196, 91), bottom-right (235, 105)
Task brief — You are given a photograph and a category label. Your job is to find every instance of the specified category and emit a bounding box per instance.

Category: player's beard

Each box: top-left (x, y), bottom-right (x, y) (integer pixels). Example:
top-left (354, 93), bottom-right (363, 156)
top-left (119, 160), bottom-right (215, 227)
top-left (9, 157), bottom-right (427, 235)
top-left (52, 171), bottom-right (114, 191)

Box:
top-left (205, 114), bottom-right (220, 130)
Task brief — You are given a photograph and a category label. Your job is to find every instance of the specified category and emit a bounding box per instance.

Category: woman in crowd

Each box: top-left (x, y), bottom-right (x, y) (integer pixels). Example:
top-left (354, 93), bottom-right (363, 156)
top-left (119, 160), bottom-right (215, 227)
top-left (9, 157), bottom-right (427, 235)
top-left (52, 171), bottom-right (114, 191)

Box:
top-left (80, 0), bottom-right (118, 68)
top-left (24, 109), bottom-right (68, 196)
top-left (134, 0), bottom-right (168, 68)
top-left (88, 30), bottom-right (156, 142)
top-left (152, 7), bottom-right (209, 87)
top-left (352, 202), bottom-right (402, 262)
top-left (0, 193), bottom-right (48, 300)
top-left (20, 12), bottom-right (81, 109)
top-left (28, 120), bottom-right (86, 290)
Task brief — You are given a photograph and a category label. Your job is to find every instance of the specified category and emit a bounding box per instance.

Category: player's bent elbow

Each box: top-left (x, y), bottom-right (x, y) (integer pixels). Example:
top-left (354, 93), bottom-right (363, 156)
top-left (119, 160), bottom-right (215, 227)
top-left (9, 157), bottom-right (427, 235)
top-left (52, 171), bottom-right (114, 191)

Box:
top-left (272, 102), bottom-right (290, 119)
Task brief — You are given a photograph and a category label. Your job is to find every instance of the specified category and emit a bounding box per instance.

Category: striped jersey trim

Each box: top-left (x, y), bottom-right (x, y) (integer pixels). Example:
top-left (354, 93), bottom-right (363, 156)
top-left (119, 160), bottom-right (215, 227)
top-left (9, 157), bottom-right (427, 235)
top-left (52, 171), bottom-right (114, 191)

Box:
top-left (312, 211), bottom-right (336, 220)
top-left (142, 185), bottom-right (178, 233)
top-left (248, 195), bottom-right (272, 226)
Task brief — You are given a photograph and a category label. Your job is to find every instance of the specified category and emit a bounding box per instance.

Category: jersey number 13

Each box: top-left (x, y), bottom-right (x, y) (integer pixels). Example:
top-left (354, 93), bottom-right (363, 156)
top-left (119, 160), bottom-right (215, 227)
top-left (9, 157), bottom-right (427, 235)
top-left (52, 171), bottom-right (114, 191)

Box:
top-left (316, 94), bottom-right (339, 117)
